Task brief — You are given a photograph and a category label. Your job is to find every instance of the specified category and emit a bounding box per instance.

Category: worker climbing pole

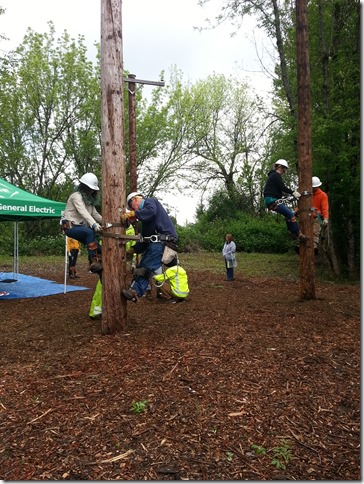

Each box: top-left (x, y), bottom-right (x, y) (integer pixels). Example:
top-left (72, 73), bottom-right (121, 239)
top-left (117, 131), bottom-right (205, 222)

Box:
top-left (100, 0), bottom-right (128, 334)
top-left (296, 0), bottom-right (316, 300)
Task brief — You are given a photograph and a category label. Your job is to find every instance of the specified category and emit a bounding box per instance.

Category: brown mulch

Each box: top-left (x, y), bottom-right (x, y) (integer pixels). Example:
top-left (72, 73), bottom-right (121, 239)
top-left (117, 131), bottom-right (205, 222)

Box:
top-left (0, 264), bottom-right (360, 480)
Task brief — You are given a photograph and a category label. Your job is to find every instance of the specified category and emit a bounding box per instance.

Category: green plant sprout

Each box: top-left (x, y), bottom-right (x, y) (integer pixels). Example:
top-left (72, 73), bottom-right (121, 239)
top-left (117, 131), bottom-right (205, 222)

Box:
top-left (226, 451), bottom-right (234, 462)
top-left (130, 399), bottom-right (148, 414)
top-left (270, 440), bottom-right (293, 470)
top-left (251, 444), bottom-right (267, 455)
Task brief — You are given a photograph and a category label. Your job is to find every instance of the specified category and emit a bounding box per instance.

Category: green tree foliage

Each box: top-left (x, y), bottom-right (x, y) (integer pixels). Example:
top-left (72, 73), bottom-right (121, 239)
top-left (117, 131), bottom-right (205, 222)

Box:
top-left (178, 209), bottom-right (292, 253)
top-left (181, 73), bottom-right (271, 204)
top-left (0, 22), bottom-right (100, 200)
top-left (308, 0), bottom-right (360, 276)
top-left (0, 5), bottom-right (358, 276)
top-left (270, 0), bottom-right (360, 275)
top-left (201, 0), bottom-right (360, 275)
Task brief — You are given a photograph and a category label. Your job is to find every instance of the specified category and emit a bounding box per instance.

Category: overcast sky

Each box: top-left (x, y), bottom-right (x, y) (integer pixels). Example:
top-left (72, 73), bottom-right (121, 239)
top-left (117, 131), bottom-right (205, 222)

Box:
top-left (0, 0), bottom-right (274, 224)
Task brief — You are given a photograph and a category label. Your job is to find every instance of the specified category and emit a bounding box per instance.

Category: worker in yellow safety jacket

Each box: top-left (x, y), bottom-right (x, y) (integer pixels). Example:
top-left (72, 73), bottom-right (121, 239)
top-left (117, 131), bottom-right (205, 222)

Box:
top-left (153, 264), bottom-right (189, 304)
top-left (89, 225), bottom-right (136, 319)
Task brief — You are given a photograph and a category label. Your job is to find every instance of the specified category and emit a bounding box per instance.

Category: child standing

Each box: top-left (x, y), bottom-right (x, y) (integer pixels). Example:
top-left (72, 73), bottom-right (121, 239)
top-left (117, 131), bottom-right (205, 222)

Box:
top-left (222, 234), bottom-right (237, 281)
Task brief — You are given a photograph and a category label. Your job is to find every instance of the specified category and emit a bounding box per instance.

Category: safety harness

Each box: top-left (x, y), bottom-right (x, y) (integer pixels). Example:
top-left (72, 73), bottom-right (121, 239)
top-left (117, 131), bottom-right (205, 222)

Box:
top-left (101, 220), bottom-right (179, 292)
top-left (102, 221), bottom-right (177, 246)
top-left (267, 192), bottom-right (317, 218)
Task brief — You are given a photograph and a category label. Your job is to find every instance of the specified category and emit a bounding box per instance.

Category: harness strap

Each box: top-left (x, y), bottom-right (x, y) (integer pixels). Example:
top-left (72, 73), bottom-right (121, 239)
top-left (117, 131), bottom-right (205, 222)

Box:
top-left (295, 208), bottom-right (316, 216)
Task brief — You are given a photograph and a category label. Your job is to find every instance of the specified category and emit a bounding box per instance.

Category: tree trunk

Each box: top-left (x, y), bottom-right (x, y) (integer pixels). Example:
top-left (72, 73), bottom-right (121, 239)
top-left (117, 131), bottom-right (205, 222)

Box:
top-left (272, 0), bottom-right (296, 118)
top-left (320, 223), bottom-right (340, 276)
top-left (347, 218), bottom-right (357, 280)
top-left (100, 0), bottom-right (127, 334)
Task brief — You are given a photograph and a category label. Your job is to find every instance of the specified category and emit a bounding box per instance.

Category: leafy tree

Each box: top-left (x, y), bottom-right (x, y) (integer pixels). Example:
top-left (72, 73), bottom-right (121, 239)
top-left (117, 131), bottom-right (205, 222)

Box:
top-left (199, 0), bottom-right (360, 275)
top-left (0, 22), bottom-right (100, 200)
top-left (170, 72), bottom-right (272, 212)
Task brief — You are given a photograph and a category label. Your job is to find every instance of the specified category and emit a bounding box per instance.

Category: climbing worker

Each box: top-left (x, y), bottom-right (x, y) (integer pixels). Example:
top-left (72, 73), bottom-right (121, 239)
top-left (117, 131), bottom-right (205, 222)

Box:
top-left (89, 224), bottom-right (136, 319)
top-left (153, 261), bottom-right (189, 303)
top-left (120, 192), bottom-right (178, 303)
top-left (222, 233), bottom-right (237, 281)
top-left (312, 176), bottom-right (329, 255)
top-left (61, 173), bottom-right (102, 274)
top-left (263, 159), bottom-right (307, 241)
top-left (67, 237), bottom-right (81, 279)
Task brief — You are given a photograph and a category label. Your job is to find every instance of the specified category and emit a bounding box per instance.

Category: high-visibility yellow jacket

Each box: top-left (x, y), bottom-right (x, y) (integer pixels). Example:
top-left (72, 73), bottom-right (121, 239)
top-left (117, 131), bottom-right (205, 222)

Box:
top-left (89, 279), bottom-right (102, 319)
top-left (154, 265), bottom-right (189, 299)
top-left (126, 225), bottom-right (136, 251)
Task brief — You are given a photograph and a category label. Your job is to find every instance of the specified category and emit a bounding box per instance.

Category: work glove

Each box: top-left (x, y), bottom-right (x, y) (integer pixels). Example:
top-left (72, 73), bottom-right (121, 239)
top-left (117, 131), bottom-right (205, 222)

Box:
top-left (322, 218), bottom-right (329, 226)
top-left (293, 190), bottom-right (301, 199)
top-left (92, 222), bottom-right (102, 232)
top-left (120, 210), bottom-right (136, 225)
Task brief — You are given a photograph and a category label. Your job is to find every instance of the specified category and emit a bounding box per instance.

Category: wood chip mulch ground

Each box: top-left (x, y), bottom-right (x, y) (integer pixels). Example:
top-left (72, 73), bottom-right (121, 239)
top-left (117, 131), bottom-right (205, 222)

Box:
top-left (0, 266), bottom-right (360, 480)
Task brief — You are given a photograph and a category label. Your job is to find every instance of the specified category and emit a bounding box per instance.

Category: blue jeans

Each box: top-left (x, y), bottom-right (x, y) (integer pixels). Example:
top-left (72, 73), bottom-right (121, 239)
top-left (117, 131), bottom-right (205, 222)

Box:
top-left (65, 225), bottom-right (101, 259)
top-left (226, 267), bottom-right (234, 281)
top-left (269, 203), bottom-right (299, 236)
top-left (131, 242), bottom-right (164, 297)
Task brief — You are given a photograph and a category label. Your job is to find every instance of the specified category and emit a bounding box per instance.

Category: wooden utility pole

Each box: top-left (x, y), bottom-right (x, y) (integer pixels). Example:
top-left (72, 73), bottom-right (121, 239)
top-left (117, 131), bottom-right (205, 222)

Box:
top-left (126, 74), bottom-right (137, 192)
top-left (123, 75), bottom-right (165, 192)
top-left (100, 0), bottom-right (127, 333)
top-left (296, 0), bottom-right (316, 300)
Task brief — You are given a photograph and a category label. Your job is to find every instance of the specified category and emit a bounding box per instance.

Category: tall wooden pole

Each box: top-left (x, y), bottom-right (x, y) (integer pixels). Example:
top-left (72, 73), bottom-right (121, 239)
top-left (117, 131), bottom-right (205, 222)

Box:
top-left (124, 75), bottom-right (165, 193)
top-left (127, 74), bottom-right (137, 193)
top-left (100, 0), bottom-right (127, 333)
top-left (296, 0), bottom-right (316, 300)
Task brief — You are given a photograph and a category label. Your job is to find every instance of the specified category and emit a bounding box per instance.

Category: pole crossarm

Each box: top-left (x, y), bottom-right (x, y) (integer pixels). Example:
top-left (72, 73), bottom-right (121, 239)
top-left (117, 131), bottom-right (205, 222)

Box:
top-left (123, 76), bottom-right (165, 87)
top-left (102, 232), bottom-right (141, 243)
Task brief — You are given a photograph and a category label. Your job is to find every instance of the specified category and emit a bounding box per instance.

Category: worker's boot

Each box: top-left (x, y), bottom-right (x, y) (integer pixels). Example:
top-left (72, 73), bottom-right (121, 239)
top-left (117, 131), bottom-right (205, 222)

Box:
top-left (297, 231), bottom-right (309, 242)
top-left (88, 242), bottom-right (102, 274)
top-left (292, 231), bottom-right (308, 242)
top-left (121, 288), bottom-right (138, 303)
top-left (145, 284), bottom-right (153, 300)
top-left (89, 256), bottom-right (102, 274)
top-left (69, 267), bottom-right (77, 279)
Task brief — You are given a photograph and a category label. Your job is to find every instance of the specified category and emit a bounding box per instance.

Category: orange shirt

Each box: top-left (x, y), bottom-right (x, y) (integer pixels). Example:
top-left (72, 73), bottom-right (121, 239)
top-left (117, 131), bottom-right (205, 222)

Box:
top-left (312, 188), bottom-right (329, 219)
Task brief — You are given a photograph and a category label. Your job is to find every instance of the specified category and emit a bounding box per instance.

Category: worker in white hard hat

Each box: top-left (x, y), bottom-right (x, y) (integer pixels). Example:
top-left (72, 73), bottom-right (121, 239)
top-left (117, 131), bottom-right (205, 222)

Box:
top-left (61, 173), bottom-right (103, 274)
top-left (263, 159), bottom-right (307, 241)
top-left (312, 176), bottom-right (329, 254)
top-left (120, 192), bottom-right (178, 302)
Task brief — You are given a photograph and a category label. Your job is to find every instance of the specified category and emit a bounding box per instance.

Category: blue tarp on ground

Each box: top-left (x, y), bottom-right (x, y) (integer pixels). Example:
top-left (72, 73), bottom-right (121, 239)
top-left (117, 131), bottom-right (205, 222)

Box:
top-left (0, 273), bottom-right (89, 299)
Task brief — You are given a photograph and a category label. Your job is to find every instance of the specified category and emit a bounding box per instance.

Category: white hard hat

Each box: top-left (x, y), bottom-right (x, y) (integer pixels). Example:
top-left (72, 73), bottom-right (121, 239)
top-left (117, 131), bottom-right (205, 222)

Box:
top-left (312, 176), bottom-right (322, 188)
top-left (127, 191), bottom-right (144, 207)
top-left (79, 173), bottom-right (99, 191)
top-left (275, 159), bottom-right (289, 169)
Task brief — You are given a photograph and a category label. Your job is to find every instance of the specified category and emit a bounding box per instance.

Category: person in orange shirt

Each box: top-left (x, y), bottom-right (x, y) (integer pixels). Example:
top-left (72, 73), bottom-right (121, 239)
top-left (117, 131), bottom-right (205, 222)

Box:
top-left (312, 176), bottom-right (329, 254)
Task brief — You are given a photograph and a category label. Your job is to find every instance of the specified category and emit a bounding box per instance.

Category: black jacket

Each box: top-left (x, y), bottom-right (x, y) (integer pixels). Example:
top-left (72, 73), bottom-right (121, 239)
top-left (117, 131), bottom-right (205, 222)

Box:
top-left (263, 170), bottom-right (293, 199)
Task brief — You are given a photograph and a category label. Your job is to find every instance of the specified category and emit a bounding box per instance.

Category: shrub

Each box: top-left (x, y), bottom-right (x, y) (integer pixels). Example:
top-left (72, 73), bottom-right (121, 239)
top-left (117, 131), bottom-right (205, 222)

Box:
top-left (177, 213), bottom-right (292, 253)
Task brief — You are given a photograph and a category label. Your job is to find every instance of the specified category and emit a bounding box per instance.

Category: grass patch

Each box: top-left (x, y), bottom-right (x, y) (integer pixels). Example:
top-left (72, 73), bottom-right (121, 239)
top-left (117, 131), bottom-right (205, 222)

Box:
top-left (179, 251), bottom-right (343, 284)
top-left (0, 251), bottom-right (353, 285)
